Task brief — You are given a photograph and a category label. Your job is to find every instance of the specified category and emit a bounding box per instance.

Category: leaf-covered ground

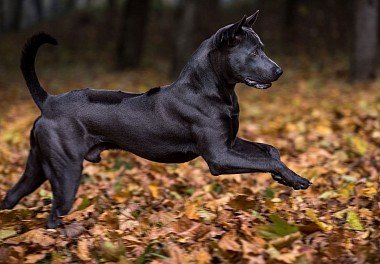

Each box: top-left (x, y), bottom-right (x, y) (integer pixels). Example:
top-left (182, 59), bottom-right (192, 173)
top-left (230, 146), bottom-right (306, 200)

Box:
top-left (0, 68), bottom-right (379, 263)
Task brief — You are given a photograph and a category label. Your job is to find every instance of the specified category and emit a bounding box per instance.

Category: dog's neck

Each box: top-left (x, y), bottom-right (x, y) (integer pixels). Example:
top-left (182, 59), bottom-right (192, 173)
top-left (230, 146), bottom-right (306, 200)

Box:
top-left (173, 39), bottom-right (237, 105)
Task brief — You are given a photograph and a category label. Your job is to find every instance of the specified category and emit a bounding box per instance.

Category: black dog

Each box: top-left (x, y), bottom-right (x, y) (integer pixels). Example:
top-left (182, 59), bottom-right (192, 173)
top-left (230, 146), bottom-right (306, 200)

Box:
top-left (0, 11), bottom-right (311, 228)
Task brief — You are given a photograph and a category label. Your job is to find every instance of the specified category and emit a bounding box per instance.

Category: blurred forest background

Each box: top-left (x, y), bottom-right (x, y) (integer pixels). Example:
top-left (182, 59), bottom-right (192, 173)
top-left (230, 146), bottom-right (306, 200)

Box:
top-left (0, 0), bottom-right (379, 263)
top-left (0, 0), bottom-right (378, 82)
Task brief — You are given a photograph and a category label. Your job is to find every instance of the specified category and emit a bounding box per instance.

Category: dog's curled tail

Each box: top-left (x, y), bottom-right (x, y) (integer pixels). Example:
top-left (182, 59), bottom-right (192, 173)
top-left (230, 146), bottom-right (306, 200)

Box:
top-left (20, 32), bottom-right (57, 110)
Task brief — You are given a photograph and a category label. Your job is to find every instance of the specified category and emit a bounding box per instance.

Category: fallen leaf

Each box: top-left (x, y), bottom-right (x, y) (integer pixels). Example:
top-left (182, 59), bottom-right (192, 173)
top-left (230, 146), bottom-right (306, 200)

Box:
top-left (0, 229), bottom-right (17, 240)
top-left (76, 239), bottom-right (92, 261)
top-left (195, 249), bottom-right (211, 264)
top-left (184, 201), bottom-right (200, 220)
top-left (346, 211), bottom-right (364, 231)
top-left (228, 194), bottom-right (256, 210)
top-left (218, 231), bottom-right (241, 252)
top-left (305, 209), bottom-right (333, 231)
top-left (5, 229), bottom-right (55, 247)
top-left (100, 240), bottom-right (125, 262)
top-left (256, 214), bottom-right (299, 239)
top-left (148, 184), bottom-right (160, 199)
top-left (269, 231), bottom-right (302, 248)
top-left (24, 253), bottom-right (46, 264)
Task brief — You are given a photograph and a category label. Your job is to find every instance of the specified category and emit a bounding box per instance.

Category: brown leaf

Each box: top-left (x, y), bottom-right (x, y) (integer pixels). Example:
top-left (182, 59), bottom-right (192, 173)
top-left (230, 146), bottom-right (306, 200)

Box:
top-left (167, 243), bottom-right (191, 264)
top-left (24, 253), bottom-right (46, 264)
top-left (184, 201), bottom-right (200, 220)
top-left (241, 238), bottom-right (265, 259)
top-left (63, 204), bottom-right (96, 222)
top-left (228, 194), bottom-right (256, 211)
top-left (5, 229), bottom-right (55, 247)
top-left (269, 231), bottom-right (302, 249)
top-left (218, 231), bottom-right (241, 252)
top-left (76, 239), bottom-right (92, 261)
top-left (194, 249), bottom-right (211, 264)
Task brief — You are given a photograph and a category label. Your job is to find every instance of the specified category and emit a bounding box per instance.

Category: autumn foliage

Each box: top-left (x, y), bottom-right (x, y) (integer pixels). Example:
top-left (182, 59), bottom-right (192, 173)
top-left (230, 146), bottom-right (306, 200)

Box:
top-left (0, 68), bottom-right (379, 263)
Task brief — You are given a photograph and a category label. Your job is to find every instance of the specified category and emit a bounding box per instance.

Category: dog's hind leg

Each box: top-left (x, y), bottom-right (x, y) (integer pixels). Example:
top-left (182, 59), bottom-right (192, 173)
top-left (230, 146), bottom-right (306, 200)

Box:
top-left (33, 119), bottom-right (88, 228)
top-left (0, 147), bottom-right (46, 209)
top-left (42, 159), bottom-right (83, 228)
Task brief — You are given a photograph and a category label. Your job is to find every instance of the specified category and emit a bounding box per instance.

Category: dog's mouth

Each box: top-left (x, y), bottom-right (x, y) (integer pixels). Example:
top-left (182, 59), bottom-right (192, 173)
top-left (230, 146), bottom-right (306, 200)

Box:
top-left (244, 78), bottom-right (272, 89)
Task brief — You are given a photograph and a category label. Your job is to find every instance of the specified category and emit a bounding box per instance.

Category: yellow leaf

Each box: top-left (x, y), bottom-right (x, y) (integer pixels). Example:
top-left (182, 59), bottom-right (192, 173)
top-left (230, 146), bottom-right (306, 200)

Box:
top-left (315, 123), bottom-right (332, 135)
top-left (333, 209), bottom-right (349, 219)
top-left (305, 209), bottom-right (332, 231)
top-left (339, 182), bottom-right (355, 198)
top-left (148, 184), bottom-right (160, 199)
top-left (346, 211), bottom-right (364, 231)
top-left (348, 136), bottom-right (368, 155)
top-left (361, 187), bottom-right (377, 196)
top-left (0, 229), bottom-right (17, 240)
top-left (184, 201), bottom-right (200, 220)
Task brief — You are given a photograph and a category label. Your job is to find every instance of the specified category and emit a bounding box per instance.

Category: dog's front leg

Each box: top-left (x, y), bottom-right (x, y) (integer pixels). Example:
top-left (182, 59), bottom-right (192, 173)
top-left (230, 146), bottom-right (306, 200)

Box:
top-left (195, 130), bottom-right (310, 190)
top-left (232, 137), bottom-right (311, 189)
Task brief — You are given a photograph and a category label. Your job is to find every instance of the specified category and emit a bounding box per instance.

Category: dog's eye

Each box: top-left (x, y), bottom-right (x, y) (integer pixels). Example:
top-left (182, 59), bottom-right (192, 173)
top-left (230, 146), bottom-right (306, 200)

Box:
top-left (251, 50), bottom-right (258, 56)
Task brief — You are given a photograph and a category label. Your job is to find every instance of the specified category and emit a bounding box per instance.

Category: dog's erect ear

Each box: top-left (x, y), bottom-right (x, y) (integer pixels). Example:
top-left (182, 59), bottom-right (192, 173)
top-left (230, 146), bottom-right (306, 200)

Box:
top-left (219, 15), bottom-right (246, 46)
top-left (246, 10), bottom-right (259, 27)
top-left (232, 15), bottom-right (247, 35)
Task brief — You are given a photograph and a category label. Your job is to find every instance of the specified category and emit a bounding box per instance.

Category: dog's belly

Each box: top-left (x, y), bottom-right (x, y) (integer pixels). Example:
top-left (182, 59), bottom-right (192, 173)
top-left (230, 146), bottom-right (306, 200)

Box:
top-left (85, 131), bottom-right (199, 164)
top-left (121, 136), bottom-right (199, 163)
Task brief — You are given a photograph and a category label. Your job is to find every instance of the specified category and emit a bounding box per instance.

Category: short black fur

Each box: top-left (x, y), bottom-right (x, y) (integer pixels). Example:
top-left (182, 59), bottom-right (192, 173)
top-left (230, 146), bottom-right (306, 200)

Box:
top-left (0, 12), bottom-right (311, 228)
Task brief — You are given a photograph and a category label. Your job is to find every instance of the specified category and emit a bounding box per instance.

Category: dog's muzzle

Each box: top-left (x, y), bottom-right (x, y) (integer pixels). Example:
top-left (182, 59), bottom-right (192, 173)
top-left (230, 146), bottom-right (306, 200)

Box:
top-left (244, 78), bottom-right (272, 89)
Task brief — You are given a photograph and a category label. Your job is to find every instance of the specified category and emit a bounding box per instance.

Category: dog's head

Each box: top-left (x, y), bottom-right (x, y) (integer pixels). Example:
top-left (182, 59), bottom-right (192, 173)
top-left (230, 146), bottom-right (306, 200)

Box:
top-left (213, 11), bottom-right (282, 89)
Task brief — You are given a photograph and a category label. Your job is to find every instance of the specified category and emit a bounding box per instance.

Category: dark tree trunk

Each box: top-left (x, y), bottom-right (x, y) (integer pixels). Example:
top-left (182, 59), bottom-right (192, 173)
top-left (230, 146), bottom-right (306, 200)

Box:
top-left (170, 0), bottom-right (197, 78)
top-left (97, 0), bottom-right (117, 48)
top-left (284, 0), bottom-right (298, 27)
top-left (115, 0), bottom-right (151, 70)
top-left (107, 0), bottom-right (116, 12)
top-left (171, 0), bottom-right (221, 78)
top-left (0, 0), bottom-right (4, 33)
top-left (283, 0), bottom-right (299, 51)
top-left (351, 0), bottom-right (378, 81)
top-left (10, 0), bottom-right (23, 31)
top-left (33, 0), bottom-right (43, 22)
top-left (51, 0), bottom-right (61, 15)
top-left (65, 0), bottom-right (75, 13)
top-left (105, 0), bottom-right (116, 38)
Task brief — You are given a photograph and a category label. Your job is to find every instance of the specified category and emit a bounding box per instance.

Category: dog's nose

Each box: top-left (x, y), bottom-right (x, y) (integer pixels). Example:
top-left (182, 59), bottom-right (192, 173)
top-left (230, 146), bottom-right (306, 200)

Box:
top-left (275, 67), bottom-right (283, 76)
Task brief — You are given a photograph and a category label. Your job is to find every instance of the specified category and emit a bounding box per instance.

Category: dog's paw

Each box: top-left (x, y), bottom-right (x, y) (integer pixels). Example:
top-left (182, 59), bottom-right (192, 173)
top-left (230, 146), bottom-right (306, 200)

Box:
top-left (47, 215), bottom-right (62, 229)
top-left (291, 176), bottom-right (312, 190)
top-left (47, 219), bottom-right (61, 229)
top-left (271, 173), bottom-right (311, 190)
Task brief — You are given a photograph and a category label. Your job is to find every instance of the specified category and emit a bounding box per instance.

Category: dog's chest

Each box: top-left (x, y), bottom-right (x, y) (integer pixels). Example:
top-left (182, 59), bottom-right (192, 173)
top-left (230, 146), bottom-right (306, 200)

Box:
top-left (226, 99), bottom-right (240, 140)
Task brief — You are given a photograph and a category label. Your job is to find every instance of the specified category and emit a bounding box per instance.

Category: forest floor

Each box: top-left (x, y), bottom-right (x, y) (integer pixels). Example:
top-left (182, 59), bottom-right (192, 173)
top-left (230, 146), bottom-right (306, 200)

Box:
top-left (0, 63), bottom-right (379, 263)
